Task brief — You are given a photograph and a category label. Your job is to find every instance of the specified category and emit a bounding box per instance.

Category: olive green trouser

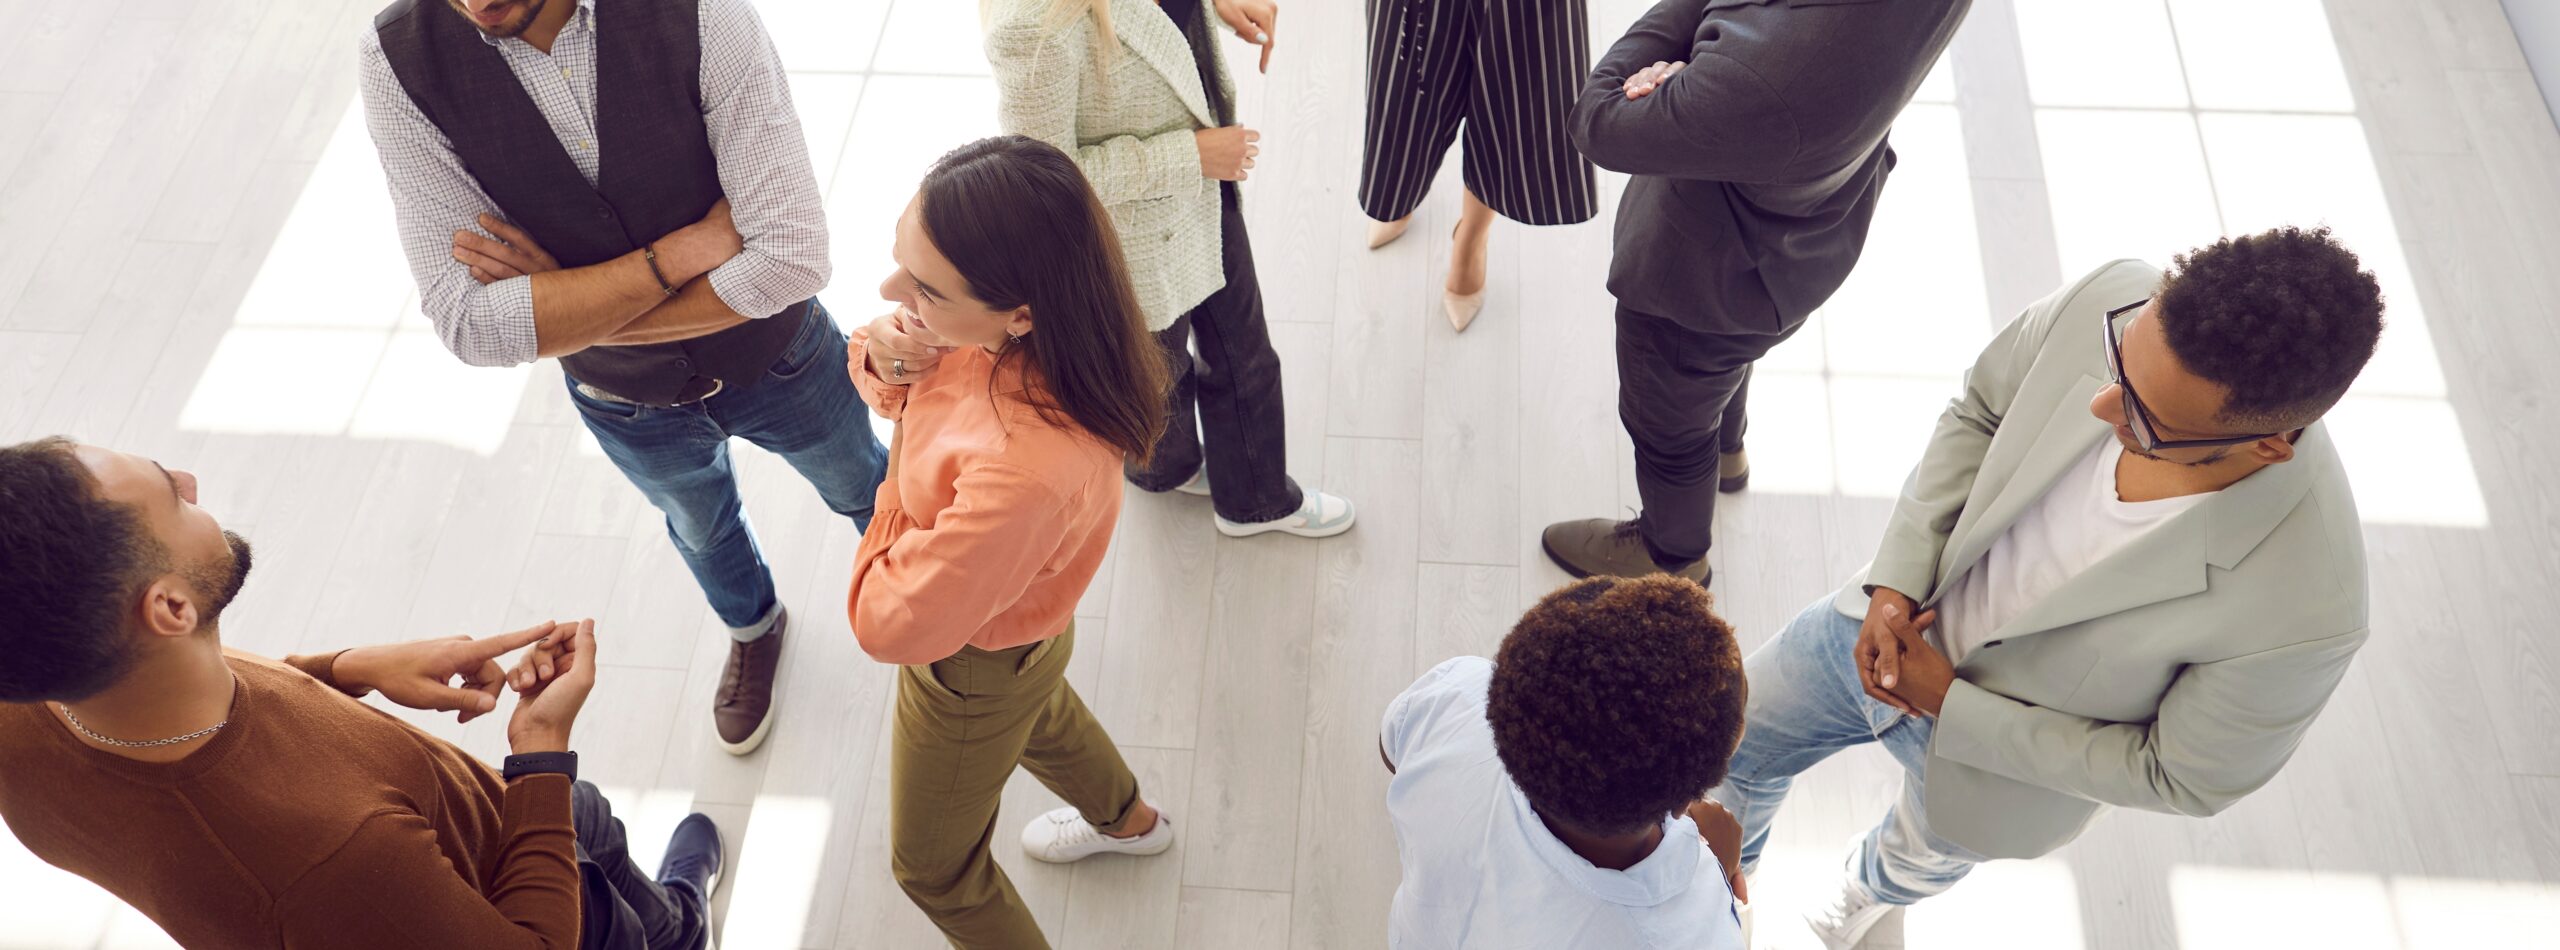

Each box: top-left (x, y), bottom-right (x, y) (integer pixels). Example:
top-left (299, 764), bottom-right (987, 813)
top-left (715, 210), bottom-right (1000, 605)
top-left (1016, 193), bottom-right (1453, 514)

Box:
top-left (890, 626), bottom-right (1142, 949)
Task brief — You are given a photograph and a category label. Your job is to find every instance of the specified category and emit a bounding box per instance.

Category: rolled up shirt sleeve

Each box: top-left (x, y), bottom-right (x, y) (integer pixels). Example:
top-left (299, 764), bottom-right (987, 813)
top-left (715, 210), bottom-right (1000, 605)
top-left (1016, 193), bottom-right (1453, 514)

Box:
top-left (358, 32), bottom-right (542, 368)
top-left (698, 0), bottom-right (831, 320)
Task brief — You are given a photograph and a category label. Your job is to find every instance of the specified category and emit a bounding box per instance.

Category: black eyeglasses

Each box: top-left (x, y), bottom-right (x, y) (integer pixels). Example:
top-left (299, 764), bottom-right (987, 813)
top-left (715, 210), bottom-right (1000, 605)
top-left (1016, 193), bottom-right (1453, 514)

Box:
top-left (2101, 298), bottom-right (2275, 452)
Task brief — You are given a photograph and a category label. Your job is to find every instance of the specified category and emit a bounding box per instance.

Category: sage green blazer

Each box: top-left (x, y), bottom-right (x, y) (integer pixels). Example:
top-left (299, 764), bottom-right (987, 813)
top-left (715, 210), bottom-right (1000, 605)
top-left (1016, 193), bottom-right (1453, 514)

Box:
top-left (985, 0), bottom-right (1232, 331)
top-left (1834, 259), bottom-right (2372, 859)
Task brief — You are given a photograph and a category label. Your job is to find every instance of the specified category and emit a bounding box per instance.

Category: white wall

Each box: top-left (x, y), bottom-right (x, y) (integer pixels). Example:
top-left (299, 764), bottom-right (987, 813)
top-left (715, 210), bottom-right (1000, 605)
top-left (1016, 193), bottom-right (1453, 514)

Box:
top-left (2506, 0), bottom-right (2560, 130)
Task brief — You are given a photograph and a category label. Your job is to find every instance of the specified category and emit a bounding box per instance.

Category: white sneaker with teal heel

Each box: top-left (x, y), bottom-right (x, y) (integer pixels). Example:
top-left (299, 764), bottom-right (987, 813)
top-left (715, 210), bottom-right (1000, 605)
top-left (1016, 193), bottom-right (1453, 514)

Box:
top-left (1175, 467), bottom-right (1213, 497)
top-left (1215, 490), bottom-right (1356, 539)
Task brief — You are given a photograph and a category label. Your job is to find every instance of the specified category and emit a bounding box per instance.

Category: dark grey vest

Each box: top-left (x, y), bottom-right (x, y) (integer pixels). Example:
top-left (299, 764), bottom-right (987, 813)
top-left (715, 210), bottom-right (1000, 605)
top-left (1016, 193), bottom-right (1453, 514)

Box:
top-left (373, 0), bottom-right (811, 406)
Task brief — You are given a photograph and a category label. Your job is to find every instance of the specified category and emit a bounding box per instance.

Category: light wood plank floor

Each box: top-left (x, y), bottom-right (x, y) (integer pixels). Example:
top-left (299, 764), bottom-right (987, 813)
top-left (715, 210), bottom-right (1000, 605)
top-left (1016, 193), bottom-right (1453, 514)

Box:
top-left (5, 0), bottom-right (2559, 947)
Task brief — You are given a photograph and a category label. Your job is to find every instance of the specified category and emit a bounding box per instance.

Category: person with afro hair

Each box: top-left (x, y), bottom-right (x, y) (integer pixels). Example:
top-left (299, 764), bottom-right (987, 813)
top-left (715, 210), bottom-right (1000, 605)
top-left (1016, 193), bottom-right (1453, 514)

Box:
top-left (1717, 227), bottom-right (2385, 949)
top-left (1379, 574), bottom-right (1749, 949)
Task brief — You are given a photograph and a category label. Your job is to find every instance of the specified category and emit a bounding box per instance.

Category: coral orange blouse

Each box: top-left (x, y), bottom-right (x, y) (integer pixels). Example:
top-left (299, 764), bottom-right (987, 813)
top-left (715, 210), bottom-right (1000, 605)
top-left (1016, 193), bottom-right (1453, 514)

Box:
top-left (843, 331), bottom-right (1124, 666)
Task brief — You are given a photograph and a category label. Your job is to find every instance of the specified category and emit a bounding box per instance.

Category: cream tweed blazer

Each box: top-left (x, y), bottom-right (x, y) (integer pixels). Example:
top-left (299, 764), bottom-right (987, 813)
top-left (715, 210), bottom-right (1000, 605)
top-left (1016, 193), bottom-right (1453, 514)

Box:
top-left (986, 0), bottom-right (1233, 331)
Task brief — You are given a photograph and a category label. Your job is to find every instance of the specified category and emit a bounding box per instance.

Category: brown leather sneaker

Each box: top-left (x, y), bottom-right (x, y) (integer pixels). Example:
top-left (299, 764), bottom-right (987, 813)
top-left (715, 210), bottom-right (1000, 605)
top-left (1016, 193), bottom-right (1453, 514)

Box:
top-left (1719, 449), bottom-right (1750, 493)
top-left (714, 607), bottom-right (787, 756)
top-left (1540, 518), bottom-right (1710, 585)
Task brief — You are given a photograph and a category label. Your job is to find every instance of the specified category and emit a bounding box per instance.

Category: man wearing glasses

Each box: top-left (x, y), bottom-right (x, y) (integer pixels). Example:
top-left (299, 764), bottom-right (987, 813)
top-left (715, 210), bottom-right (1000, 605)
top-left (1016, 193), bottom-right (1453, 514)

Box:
top-left (1704, 227), bottom-right (2384, 948)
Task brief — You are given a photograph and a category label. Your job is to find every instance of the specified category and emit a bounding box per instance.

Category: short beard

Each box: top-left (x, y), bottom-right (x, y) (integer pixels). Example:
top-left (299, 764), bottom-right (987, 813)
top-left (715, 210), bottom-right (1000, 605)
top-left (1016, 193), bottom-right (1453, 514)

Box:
top-left (450, 0), bottom-right (549, 39)
top-left (182, 531), bottom-right (256, 631)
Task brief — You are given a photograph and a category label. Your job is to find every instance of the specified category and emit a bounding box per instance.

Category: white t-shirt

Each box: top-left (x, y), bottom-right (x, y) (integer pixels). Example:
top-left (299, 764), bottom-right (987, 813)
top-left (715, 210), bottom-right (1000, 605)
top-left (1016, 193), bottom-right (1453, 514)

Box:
top-left (1936, 440), bottom-right (2208, 662)
top-left (1379, 657), bottom-right (1745, 950)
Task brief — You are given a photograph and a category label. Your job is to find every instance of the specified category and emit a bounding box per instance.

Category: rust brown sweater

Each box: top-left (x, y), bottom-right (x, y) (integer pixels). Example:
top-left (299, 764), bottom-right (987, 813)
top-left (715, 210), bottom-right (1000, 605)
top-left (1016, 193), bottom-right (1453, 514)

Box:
top-left (0, 651), bottom-right (579, 948)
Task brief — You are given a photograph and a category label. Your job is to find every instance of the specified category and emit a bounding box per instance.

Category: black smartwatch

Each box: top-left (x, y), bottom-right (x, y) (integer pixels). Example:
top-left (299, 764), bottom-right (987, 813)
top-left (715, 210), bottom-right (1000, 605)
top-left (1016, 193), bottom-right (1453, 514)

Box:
top-left (502, 750), bottom-right (579, 782)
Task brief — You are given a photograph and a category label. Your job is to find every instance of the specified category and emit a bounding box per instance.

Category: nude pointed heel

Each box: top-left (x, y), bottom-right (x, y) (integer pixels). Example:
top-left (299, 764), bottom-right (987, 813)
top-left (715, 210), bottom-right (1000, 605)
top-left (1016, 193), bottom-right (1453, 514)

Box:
top-left (1443, 291), bottom-right (1485, 332)
top-left (1368, 217), bottom-right (1412, 250)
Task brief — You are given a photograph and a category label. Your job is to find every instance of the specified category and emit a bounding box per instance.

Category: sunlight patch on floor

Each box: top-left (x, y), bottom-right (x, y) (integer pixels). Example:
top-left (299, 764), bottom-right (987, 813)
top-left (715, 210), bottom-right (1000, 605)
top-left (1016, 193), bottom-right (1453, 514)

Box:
top-left (2171, 864), bottom-right (2560, 950)
top-left (719, 794), bottom-right (836, 950)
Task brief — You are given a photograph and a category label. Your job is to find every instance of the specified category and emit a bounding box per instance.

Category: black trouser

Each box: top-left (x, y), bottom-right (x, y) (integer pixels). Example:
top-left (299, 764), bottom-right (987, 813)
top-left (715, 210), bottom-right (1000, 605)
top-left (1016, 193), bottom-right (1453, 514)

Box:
top-left (1616, 304), bottom-right (1768, 564)
top-left (1358, 0), bottom-right (1598, 226)
top-left (1126, 182), bottom-right (1305, 524)
top-left (572, 782), bottom-right (709, 950)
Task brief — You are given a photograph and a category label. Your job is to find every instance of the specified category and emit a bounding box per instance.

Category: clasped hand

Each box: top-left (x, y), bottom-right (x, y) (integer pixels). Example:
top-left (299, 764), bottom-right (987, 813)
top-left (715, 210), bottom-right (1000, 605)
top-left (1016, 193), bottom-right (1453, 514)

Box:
top-left (329, 619), bottom-right (602, 755)
top-left (1855, 589), bottom-right (1956, 717)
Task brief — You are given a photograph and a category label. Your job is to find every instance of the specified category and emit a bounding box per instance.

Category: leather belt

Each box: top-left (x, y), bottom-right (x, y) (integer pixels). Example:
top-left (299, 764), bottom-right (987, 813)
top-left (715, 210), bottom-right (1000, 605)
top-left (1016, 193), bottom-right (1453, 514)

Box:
top-left (576, 377), bottom-right (727, 408)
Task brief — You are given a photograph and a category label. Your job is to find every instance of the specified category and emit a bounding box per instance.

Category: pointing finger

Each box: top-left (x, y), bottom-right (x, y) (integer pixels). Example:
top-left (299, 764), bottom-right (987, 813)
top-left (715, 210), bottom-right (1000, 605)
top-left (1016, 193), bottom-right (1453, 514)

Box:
top-left (469, 621), bottom-right (561, 662)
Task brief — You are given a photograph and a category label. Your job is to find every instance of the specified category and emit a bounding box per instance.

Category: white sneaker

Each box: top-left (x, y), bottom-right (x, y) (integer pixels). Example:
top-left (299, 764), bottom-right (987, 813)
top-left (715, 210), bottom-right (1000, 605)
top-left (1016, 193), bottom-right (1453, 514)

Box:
top-left (1175, 468), bottom-right (1212, 497)
top-left (1805, 875), bottom-right (1893, 950)
top-left (1020, 806), bottom-right (1176, 864)
top-left (1215, 490), bottom-right (1356, 539)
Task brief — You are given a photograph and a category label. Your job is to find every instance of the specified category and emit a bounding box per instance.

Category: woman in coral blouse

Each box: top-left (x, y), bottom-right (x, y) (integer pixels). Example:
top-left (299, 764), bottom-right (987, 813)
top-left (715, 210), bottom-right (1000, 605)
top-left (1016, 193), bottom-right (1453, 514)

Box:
top-left (844, 135), bottom-right (1173, 950)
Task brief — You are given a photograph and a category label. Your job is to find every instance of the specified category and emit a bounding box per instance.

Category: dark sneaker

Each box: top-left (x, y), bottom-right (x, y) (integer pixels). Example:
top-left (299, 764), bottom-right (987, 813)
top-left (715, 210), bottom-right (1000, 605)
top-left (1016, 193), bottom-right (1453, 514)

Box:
top-left (1540, 518), bottom-right (1710, 585)
top-left (1720, 449), bottom-right (1751, 493)
top-left (714, 607), bottom-right (786, 756)
top-left (656, 813), bottom-right (726, 900)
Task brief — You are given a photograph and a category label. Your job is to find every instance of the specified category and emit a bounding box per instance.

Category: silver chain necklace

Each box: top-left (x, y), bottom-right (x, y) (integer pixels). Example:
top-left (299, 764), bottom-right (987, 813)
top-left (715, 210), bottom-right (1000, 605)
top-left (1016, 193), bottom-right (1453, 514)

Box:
top-left (57, 677), bottom-right (237, 749)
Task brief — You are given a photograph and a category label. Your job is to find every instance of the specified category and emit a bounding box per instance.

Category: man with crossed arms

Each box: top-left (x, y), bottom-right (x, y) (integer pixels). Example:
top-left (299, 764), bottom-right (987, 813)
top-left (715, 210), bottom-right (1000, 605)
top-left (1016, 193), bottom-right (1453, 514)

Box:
top-left (360, 0), bottom-right (885, 757)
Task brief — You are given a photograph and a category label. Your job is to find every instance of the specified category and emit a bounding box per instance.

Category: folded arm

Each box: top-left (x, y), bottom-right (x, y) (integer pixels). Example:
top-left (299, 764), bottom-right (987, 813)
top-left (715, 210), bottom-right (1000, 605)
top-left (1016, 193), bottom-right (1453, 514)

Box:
top-left (360, 37), bottom-right (737, 366)
top-left (988, 19), bottom-right (1203, 206)
top-left (595, 278), bottom-right (750, 346)
top-left (1569, 0), bottom-right (1798, 180)
top-left (1933, 629), bottom-right (2365, 817)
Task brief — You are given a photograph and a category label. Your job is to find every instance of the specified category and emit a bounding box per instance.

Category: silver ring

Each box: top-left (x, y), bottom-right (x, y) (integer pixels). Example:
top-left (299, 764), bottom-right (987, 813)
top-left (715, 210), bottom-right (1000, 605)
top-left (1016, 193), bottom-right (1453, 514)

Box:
top-left (893, 358), bottom-right (906, 378)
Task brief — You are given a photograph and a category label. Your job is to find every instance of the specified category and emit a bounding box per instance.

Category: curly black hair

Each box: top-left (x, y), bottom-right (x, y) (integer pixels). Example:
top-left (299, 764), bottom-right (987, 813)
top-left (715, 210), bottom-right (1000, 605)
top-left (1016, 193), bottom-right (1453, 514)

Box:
top-left (1487, 575), bottom-right (1747, 837)
top-left (2154, 226), bottom-right (2384, 432)
top-left (0, 438), bottom-right (160, 702)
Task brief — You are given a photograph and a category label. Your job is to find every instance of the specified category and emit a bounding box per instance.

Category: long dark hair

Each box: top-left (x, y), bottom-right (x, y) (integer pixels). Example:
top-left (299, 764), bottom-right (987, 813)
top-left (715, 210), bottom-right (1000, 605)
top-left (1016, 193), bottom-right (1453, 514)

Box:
top-left (918, 135), bottom-right (1169, 462)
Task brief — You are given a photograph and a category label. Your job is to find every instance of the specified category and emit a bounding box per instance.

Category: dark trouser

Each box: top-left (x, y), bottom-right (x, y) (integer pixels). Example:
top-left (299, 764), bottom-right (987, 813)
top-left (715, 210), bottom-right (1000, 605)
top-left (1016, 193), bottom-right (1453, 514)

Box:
top-left (1125, 182), bottom-right (1305, 524)
top-left (1616, 304), bottom-right (1769, 564)
top-left (572, 782), bottom-right (709, 950)
top-left (1358, 0), bottom-right (1599, 226)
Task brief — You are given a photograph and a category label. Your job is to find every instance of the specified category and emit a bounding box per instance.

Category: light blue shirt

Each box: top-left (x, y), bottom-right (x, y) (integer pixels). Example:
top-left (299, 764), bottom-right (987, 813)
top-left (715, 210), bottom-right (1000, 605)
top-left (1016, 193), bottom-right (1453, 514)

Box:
top-left (1381, 657), bottom-right (1745, 950)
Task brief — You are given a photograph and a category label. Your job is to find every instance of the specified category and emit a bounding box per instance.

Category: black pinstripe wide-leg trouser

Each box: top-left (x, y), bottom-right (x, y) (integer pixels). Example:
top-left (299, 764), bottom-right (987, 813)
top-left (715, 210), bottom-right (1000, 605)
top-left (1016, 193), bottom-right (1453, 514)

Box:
top-left (1359, 0), bottom-right (1598, 226)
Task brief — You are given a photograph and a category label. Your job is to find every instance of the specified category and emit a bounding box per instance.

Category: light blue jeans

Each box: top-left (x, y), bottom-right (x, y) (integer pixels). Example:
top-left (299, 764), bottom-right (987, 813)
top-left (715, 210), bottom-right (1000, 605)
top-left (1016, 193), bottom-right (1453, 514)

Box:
top-left (1707, 597), bottom-right (1990, 905)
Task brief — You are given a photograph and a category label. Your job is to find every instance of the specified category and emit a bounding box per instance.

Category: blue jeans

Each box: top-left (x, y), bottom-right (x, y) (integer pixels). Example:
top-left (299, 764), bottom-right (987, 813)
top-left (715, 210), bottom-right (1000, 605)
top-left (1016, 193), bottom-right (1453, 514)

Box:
top-left (567, 303), bottom-right (887, 634)
top-left (1707, 597), bottom-right (1989, 905)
